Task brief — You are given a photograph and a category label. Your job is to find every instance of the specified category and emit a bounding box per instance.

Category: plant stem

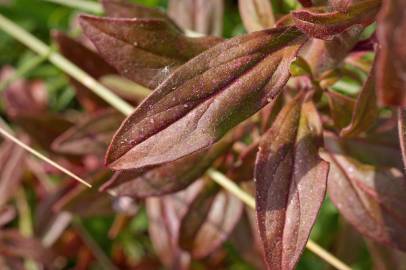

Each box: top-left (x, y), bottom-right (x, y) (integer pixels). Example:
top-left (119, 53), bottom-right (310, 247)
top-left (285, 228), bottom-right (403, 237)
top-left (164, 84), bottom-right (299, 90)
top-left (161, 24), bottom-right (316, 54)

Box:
top-left (43, 0), bottom-right (102, 13)
top-left (0, 14), bottom-right (133, 116)
top-left (0, 118), bottom-right (92, 188)
top-left (0, 13), bottom-right (352, 270)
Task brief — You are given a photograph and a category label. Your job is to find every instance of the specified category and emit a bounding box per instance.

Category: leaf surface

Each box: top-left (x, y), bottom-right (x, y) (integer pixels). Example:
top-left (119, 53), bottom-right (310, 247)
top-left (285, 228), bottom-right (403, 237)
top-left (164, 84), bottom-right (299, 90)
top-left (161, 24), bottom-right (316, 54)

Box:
top-left (80, 15), bottom-right (222, 88)
top-left (53, 32), bottom-right (114, 112)
top-left (292, 0), bottom-right (380, 40)
top-left (0, 141), bottom-right (26, 208)
top-left (168, 0), bottom-right (224, 36)
top-left (52, 110), bottom-right (124, 155)
top-left (254, 94), bottom-right (329, 270)
top-left (102, 0), bottom-right (177, 28)
top-left (238, 0), bottom-right (275, 32)
top-left (341, 64), bottom-right (378, 137)
top-left (376, 0), bottom-right (406, 106)
top-left (106, 26), bottom-right (307, 170)
top-left (178, 180), bottom-right (244, 258)
top-left (323, 134), bottom-right (406, 251)
top-left (101, 133), bottom-right (233, 197)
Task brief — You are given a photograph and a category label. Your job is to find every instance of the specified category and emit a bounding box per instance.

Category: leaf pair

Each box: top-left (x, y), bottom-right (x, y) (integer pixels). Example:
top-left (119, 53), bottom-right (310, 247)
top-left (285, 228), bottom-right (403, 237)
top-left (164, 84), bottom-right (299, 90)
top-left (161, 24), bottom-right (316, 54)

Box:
top-left (255, 93), bottom-right (329, 270)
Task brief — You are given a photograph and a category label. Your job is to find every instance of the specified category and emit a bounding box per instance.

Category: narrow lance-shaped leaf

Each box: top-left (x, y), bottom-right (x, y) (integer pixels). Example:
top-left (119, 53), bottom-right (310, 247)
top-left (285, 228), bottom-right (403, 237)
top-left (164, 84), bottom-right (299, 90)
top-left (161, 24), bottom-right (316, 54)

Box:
top-left (101, 0), bottom-right (178, 29)
top-left (179, 186), bottom-right (244, 259)
top-left (168, 0), bottom-right (224, 36)
top-left (325, 90), bottom-right (355, 129)
top-left (100, 132), bottom-right (234, 198)
top-left (322, 134), bottom-right (406, 251)
top-left (302, 25), bottom-right (363, 76)
top-left (106, 26), bottom-right (307, 170)
top-left (376, 0), bottom-right (406, 106)
top-left (238, 0), bottom-right (275, 32)
top-left (53, 171), bottom-right (114, 217)
top-left (0, 230), bottom-right (57, 267)
top-left (0, 141), bottom-right (26, 208)
top-left (52, 110), bottom-right (124, 156)
top-left (254, 93), bottom-right (329, 270)
top-left (146, 181), bottom-right (205, 269)
top-left (80, 15), bottom-right (222, 89)
top-left (53, 32), bottom-right (115, 112)
top-left (0, 206), bottom-right (16, 228)
top-left (0, 67), bottom-right (48, 117)
top-left (292, 0), bottom-right (380, 40)
top-left (341, 63), bottom-right (378, 137)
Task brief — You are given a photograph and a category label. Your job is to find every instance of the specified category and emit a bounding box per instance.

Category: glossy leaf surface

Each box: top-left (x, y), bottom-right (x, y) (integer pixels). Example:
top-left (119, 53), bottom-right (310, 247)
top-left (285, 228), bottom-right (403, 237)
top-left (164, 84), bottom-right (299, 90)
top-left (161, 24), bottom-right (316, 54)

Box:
top-left (292, 0), bottom-right (380, 40)
top-left (178, 182), bottom-right (244, 258)
top-left (54, 32), bottom-right (114, 112)
top-left (341, 64), bottom-right (378, 137)
top-left (255, 94), bottom-right (329, 270)
top-left (323, 134), bottom-right (406, 251)
top-left (80, 15), bottom-right (222, 89)
top-left (106, 26), bottom-right (307, 170)
top-left (376, 0), bottom-right (406, 106)
top-left (100, 134), bottom-right (233, 198)
top-left (52, 110), bottom-right (124, 155)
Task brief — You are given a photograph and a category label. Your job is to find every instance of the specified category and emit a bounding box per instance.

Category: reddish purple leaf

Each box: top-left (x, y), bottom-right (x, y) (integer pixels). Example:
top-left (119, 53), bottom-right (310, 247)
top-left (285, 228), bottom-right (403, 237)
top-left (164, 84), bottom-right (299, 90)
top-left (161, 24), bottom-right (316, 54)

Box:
top-left (255, 94), bottom-right (329, 270)
top-left (0, 140), bottom-right (26, 208)
top-left (0, 67), bottom-right (47, 117)
top-left (54, 171), bottom-right (114, 217)
top-left (376, 0), bottom-right (406, 106)
top-left (13, 113), bottom-right (73, 151)
top-left (366, 240), bottom-right (406, 270)
top-left (325, 90), bottom-right (356, 129)
top-left (100, 133), bottom-right (233, 198)
top-left (292, 0), bottom-right (380, 40)
top-left (0, 230), bottom-right (57, 267)
top-left (335, 136), bottom-right (403, 169)
top-left (302, 25), bottom-right (363, 76)
top-left (323, 133), bottom-right (406, 251)
top-left (179, 186), bottom-right (244, 258)
top-left (146, 181), bottom-right (204, 269)
top-left (341, 64), bottom-right (378, 137)
top-left (238, 0), bottom-right (275, 32)
top-left (53, 32), bottom-right (115, 112)
top-left (52, 110), bottom-right (124, 156)
top-left (102, 0), bottom-right (178, 28)
top-left (0, 206), bottom-right (16, 227)
top-left (105, 26), bottom-right (307, 170)
top-left (168, 0), bottom-right (224, 36)
top-left (80, 15), bottom-right (222, 88)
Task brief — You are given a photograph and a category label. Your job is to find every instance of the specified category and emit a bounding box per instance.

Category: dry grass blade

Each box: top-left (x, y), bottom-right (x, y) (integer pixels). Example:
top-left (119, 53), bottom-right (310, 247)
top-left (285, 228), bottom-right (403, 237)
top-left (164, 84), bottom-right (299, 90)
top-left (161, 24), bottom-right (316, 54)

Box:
top-left (0, 120), bottom-right (92, 188)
